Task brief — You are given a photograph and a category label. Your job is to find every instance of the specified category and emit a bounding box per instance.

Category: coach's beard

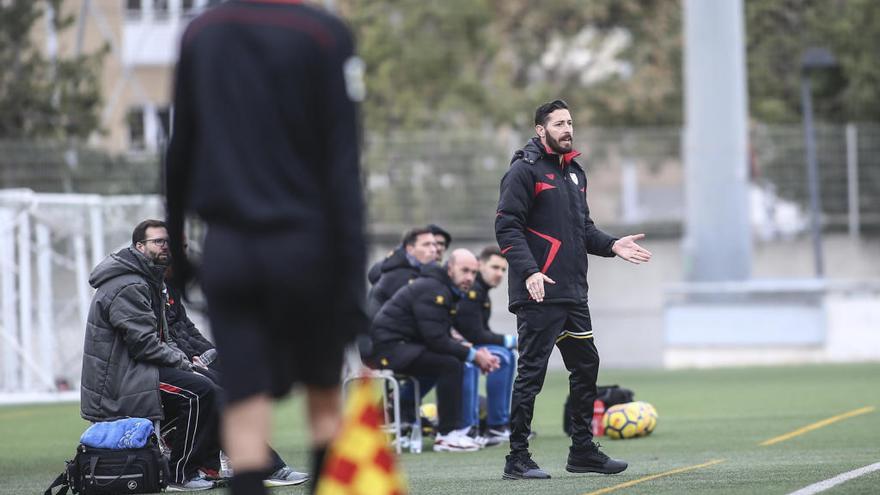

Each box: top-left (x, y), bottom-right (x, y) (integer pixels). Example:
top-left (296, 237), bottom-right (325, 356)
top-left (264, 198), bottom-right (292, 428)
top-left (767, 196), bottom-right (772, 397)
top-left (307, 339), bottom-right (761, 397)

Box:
top-left (546, 133), bottom-right (573, 154)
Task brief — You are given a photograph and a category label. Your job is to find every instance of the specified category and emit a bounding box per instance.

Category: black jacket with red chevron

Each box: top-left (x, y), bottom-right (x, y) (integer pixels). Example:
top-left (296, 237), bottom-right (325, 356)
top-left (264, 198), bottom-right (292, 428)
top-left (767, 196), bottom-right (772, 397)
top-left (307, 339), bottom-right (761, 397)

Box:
top-left (495, 137), bottom-right (617, 311)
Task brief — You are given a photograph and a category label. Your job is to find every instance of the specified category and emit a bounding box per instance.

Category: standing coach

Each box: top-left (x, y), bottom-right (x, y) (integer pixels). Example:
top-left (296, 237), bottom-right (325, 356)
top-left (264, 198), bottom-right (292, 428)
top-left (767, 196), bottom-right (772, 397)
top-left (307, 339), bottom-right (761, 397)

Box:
top-left (164, 1), bottom-right (367, 494)
top-left (495, 99), bottom-right (652, 480)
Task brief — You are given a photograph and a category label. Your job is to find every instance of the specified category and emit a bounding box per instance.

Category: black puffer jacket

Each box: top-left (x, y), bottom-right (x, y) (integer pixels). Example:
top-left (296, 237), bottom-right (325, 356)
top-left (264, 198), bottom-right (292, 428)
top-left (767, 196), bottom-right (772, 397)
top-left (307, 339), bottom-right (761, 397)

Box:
top-left (454, 273), bottom-right (505, 346)
top-left (495, 137), bottom-right (617, 310)
top-left (165, 284), bottom-right (214, 360)
top-left (370, 263), bottom-right (470, 369)
top-left (367, 245), bottom-right (403, 285)
top-left (81, 248), bottom-right (191, 422)
top-left (366, 248), bottom-right (421, 318)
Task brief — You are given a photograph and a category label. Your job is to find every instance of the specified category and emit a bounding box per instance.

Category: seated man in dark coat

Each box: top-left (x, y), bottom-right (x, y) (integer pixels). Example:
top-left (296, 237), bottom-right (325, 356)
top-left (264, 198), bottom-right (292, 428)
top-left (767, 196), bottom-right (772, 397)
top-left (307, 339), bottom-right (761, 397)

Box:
top-left (366, 226), bottom-right (437, 318)
top-left (370, 249), bottom-right (499, 452)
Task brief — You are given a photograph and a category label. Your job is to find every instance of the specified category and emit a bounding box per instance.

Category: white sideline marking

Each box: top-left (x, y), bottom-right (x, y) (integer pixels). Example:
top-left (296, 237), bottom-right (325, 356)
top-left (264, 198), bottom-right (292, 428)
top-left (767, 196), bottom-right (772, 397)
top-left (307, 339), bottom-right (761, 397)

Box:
top-left (787, 462), bottom-right (880, 495)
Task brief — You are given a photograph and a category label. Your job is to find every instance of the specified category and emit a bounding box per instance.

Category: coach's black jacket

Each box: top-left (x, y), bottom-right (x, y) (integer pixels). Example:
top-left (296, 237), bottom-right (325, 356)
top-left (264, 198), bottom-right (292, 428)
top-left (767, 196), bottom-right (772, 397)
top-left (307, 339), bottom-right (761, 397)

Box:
top-left (366, 248), bottom-right (420, 318)
top-left (370, 263), bottom-right (471, 370)
top-left (495, 137), bottom-right (617, 311)
top-left (454, 273), bottom-right (505, 346)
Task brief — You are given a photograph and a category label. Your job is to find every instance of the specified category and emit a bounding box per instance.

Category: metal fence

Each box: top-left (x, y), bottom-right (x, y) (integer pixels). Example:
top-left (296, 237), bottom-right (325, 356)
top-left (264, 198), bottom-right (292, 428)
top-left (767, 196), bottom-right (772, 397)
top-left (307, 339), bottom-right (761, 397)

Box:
top-left (1, 122), bottom-right (877, 240)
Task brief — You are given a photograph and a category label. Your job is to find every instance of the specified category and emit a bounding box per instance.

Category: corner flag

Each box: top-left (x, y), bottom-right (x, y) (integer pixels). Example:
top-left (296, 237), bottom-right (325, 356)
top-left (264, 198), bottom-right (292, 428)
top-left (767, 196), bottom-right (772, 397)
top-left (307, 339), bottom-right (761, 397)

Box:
top-left (316, 378), bottom-right (408, 495)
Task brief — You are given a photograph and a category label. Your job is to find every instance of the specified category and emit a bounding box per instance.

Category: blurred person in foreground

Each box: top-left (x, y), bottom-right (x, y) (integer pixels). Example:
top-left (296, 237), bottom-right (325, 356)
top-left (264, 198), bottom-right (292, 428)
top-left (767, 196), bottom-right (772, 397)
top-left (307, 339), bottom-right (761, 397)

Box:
top-left (164, 263), bottom-right (310, 487)
top-left (495, 99), bottom-right (652, 479)
top-left (370, 249), bottom-right (500, 452)
top-left (164, 1), bottom-right (367, 494)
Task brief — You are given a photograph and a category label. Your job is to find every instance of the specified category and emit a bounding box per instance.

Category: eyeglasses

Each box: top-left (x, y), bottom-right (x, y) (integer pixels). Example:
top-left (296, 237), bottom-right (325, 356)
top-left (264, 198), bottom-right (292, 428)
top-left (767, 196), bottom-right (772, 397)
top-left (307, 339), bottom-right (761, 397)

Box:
top-left (141, 238), bottom-right (170, 247)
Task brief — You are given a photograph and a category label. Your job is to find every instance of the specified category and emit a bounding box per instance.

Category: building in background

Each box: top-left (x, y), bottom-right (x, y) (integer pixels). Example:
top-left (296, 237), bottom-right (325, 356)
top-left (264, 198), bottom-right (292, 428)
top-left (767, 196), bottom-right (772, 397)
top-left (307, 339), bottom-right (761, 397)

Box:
top-left (38, 0), bottom-right (215, 153)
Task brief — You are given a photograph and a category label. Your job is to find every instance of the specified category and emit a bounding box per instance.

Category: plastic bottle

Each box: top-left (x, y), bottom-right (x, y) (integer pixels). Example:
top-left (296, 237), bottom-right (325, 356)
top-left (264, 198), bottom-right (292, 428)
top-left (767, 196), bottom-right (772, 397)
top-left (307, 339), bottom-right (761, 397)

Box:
top-left (409, 418), bottom-right (422, 453)
top-left (591, 399), bottom-right (606, 437)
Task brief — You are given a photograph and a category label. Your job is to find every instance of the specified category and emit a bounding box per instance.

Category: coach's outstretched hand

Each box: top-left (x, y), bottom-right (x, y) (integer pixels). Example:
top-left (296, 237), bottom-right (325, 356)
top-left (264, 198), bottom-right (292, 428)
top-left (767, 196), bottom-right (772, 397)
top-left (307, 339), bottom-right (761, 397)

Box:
top-left (525, 272), bottom-right (555, 303)
top-left (612, 234), bottom-right (652, 264)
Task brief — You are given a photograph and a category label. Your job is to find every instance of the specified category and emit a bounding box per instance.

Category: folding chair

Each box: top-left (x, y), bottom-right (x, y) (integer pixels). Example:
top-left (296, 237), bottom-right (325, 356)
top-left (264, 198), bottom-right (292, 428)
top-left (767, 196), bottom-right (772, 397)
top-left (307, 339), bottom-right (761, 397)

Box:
top-left (342, 368), bottom-right (423, 454)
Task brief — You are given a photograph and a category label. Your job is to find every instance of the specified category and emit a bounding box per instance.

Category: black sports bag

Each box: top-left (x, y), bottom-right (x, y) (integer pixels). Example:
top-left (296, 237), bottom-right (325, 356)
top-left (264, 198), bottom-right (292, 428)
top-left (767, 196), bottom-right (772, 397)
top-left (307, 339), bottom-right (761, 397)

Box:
top-left (45, 437), bottom-right (169, 495)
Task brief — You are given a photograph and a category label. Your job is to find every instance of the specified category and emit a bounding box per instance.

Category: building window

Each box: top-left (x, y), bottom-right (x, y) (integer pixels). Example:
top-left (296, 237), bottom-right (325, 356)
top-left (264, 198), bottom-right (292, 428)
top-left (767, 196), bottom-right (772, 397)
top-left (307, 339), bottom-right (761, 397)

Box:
top-left (127, 108), bottom-right (146, 151)
top-left (154, 0), bottom-right (170, 20)
top-left (182, 0), bottom-right (196, 15)
top-left (126, 0), bottom-right (142, 19)
top-left (157, 107), bottom-right (171, 142)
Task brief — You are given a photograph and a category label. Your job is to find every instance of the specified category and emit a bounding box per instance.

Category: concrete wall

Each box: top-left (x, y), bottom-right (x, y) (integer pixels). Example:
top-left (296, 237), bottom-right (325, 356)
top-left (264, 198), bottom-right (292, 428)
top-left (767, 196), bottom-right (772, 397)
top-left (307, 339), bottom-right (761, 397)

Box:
top-left (369, 233), bottom-right (880, 369)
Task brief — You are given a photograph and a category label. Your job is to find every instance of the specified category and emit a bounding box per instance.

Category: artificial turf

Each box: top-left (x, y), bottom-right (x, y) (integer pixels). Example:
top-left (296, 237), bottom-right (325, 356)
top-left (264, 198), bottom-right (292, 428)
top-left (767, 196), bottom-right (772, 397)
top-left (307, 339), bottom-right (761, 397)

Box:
top-left (2, 363), bottom-right (878, 495)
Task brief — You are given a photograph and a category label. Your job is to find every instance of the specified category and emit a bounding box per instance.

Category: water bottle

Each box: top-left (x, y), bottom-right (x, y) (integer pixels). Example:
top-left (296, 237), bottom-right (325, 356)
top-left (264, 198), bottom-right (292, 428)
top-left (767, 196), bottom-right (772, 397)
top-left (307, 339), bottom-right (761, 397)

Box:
top-left (409, 421), bottom-right (422, 453)
top-left (199, 348), bottom-right (218, 366)
top-left (591, 399), bottom-right (606, 437)
top-left (219, 451), bottom-right (233, 478)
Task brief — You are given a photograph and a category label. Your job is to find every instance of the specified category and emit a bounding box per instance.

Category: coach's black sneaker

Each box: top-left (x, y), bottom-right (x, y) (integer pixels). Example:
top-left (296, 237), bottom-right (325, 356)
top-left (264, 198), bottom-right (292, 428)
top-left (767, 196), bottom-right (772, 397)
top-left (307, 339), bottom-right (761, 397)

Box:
top-left (566, 442), bottom-right (628, 474)
top-left (503, 451), bottom-right (551, 480)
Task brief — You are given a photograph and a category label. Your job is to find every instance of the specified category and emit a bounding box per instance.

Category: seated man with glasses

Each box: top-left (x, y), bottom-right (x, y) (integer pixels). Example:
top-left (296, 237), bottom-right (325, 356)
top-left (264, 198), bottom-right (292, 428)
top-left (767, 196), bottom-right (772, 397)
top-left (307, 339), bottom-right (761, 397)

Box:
top-left (81, 219), bottom-right (221, 491)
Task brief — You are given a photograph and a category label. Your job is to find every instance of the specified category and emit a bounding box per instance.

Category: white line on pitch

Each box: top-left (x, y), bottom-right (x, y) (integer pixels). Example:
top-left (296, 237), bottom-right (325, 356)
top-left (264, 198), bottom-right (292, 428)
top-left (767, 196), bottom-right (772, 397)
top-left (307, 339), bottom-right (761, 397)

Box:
top-left (787, 461), bottom-right (880, 495)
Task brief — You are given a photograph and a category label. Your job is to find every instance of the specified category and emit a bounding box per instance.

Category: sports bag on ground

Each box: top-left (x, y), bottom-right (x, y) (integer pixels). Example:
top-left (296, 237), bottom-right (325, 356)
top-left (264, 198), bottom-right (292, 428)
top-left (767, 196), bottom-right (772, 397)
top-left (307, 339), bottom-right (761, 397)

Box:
top-left (562, 385), bottom-right (636, 436)
top-left (45, 437), bottom-right (169, 495)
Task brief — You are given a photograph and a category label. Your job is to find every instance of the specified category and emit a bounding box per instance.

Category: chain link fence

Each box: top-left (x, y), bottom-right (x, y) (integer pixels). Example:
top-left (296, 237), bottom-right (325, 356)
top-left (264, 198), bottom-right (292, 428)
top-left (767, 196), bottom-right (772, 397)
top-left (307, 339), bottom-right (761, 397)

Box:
top-left (1, 122), bottom-right (878, 241)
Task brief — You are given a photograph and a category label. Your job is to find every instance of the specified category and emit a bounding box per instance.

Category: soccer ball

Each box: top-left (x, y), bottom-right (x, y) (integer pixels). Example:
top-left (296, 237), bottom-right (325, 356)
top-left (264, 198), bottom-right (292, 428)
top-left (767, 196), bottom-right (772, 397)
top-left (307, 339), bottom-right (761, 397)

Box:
top-left (603, 402), bottom-right (644, 439)
top-left (634, 401), bottom-right (658, 436)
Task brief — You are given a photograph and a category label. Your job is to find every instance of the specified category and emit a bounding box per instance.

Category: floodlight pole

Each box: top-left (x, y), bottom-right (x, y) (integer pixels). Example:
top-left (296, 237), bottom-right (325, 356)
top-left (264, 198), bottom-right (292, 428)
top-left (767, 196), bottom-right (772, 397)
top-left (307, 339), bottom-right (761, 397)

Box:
top-left (799, 76), bottom-right (824, 278)
top-left (798, 47), bottom-right (836, 278)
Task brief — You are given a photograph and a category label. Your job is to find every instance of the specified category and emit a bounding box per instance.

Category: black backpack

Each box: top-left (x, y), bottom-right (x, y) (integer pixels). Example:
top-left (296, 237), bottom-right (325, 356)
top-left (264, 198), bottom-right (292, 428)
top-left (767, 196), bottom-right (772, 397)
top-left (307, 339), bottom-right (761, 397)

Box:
top-left (562, 385), bottom-right (635, 436)
top-left (45, 437), bottom-right (169, 495)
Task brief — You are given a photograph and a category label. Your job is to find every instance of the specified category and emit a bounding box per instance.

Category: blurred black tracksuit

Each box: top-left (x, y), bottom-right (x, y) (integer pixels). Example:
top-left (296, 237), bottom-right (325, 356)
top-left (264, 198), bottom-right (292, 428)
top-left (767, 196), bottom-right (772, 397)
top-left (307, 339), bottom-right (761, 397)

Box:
top-left (370, 264), bottom-right (474, 435)
top-left (495, 137), bottom-right (617, 454)
top-left (163, 283), bottom-right (288, 474)
top-left (164, 0), bottom-right (367, 400)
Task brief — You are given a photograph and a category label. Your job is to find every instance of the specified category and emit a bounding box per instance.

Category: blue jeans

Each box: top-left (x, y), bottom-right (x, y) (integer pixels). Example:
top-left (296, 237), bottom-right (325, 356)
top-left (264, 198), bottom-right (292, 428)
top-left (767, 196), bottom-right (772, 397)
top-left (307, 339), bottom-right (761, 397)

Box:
top-left (399, 346), bottom-right (515, 430)
top-left (460, 345), bottom-right (515, 429)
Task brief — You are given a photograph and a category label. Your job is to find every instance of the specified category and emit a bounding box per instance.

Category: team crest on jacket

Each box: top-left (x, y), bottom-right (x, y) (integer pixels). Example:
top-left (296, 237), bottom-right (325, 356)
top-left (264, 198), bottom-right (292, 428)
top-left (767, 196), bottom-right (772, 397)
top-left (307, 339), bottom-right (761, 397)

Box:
top-left (435, 295), bottom-right (445, 305)
top-left (468, 290), bottom-right (477, 300)
top-left (570, 173), bottom-right (579, 185)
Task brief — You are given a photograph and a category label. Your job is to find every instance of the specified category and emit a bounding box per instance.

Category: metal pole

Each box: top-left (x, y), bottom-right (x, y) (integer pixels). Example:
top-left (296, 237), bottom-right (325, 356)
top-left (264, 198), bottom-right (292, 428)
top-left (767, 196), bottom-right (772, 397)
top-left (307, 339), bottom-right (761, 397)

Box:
top-left (846, 123), bottom-right (860, 239)
top-left (89, 203), bottom-right (105, 268)
top-left (73, 235), bottom-right (91, 326)
top-left (36, 224), bottom-right (55, 390)
top-left (1, 209), bottom-right (20, 391)
top-left (800, 76), bottom-right (824, 278)
top-left (17, 212), bottom-right (33, 391)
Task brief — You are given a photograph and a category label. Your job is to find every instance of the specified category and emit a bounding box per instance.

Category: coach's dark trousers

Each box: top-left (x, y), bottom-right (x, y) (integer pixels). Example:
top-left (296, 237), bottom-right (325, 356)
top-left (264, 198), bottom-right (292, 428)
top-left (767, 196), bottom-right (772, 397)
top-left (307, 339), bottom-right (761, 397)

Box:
top-left (159, 366), bottom-right (221, 483)
top-left (509, 303), bottom-right (600, 454)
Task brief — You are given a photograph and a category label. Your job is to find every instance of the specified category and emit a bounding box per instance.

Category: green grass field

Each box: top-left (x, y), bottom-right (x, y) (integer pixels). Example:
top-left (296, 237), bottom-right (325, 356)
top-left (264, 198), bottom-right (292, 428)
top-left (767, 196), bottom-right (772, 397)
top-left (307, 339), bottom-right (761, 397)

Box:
top-left (2, 363), bottom-right (878, 495)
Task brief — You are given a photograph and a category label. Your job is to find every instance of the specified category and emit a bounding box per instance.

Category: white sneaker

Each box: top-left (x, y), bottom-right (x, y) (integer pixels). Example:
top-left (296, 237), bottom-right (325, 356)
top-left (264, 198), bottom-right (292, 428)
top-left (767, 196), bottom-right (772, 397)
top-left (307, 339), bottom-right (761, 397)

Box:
top-left (433, 430), bottom-right (480, 452)
top-left (264, 465), bottom-right (310, 487)
top-left (167, 475), bottom-right (214, 491)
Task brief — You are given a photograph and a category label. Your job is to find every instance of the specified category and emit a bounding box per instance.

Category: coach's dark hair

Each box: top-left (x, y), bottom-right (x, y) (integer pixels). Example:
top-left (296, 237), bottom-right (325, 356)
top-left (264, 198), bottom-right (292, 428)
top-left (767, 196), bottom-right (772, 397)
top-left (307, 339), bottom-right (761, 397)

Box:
top-left (479, 245), bottom-right (504, 262)
top-left (534, 99), bottom-right (569, 127)
top-left (401, 227), bottom-right (433, 247)
top-left (132, 219), bottom-right (167, 245)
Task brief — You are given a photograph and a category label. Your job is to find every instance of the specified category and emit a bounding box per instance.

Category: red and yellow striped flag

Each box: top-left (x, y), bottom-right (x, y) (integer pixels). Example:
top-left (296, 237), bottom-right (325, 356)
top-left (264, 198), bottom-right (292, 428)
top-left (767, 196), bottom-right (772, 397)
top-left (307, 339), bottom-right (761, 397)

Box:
top-left (316, 378), bottom-right (408, 495)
